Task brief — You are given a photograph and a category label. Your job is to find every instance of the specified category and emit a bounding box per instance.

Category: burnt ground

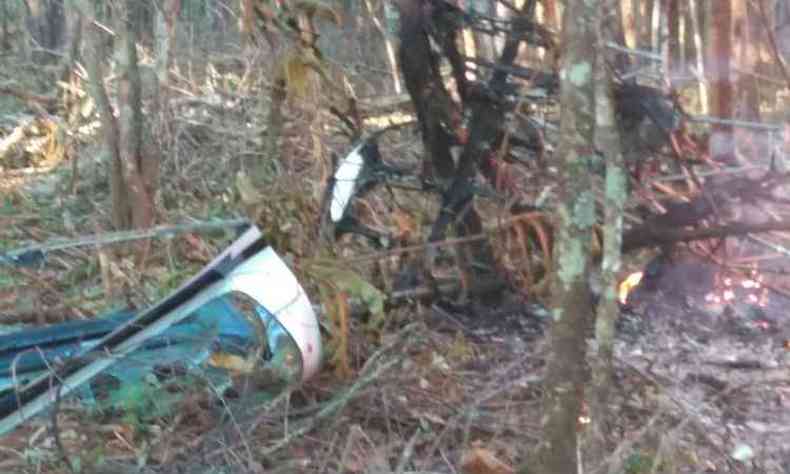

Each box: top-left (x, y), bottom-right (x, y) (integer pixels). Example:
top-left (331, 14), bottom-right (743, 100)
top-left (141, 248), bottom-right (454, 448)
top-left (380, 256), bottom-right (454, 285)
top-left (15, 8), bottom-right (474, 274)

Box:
top-left (616, 259), bottom-right (790, 473)
top-left (406, 256), bottom-right (790, 473)
top-left (1, 254), bottom-right (790, 474)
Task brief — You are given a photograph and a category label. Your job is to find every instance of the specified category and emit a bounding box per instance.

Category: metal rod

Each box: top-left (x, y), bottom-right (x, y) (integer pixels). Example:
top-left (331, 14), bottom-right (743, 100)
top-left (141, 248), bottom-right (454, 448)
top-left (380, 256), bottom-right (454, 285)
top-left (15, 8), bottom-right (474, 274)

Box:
top-left (687, 115), bottom-right (782, 131)
top-left (1, 218), bottom-right (250, 265)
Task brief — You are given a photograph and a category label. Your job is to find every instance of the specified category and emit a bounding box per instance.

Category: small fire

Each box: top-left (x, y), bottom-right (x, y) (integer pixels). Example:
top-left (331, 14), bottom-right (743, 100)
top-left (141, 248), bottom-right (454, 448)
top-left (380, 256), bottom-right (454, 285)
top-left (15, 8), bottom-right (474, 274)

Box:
top-left (619, 272), bottom-right (644, 304)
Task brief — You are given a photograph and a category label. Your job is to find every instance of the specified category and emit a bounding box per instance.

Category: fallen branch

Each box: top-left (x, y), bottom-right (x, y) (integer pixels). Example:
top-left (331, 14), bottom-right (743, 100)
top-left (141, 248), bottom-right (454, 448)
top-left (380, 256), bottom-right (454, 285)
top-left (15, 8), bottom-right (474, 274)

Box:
top-left (622, 220), bottom-right (790, 252)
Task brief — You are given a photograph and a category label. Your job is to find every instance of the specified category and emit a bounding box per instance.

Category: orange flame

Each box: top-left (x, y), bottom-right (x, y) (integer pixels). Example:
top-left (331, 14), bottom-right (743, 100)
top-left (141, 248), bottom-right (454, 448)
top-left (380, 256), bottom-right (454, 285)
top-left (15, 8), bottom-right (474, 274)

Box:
top-left (618, 272), bottom-right (644, 304)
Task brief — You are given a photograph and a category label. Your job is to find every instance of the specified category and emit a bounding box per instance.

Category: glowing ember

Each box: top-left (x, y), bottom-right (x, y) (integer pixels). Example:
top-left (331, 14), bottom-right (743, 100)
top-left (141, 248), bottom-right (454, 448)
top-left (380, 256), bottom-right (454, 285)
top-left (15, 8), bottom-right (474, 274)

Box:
top-left (705, 292), bottom-right (722, 304)
top-left (618, 272), bottom-right (644, 304)
top-left (703, 270), bottom-right (770, 309)
top-left (755, 320), bottom-right (771, 330)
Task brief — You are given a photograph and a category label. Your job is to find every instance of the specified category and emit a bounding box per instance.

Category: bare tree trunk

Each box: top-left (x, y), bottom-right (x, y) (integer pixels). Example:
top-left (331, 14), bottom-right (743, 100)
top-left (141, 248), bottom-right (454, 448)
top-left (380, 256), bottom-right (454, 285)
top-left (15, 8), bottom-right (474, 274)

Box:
top-left (630, 0), bottom-right (641, 50)
top-left (665, 0), bottom-right (680, 86)
top-left (605, 0), bottom-right (631, 73)
top-left (688, 0), bottom-right (708, 114)
top-left (76, 0), bottom-right (130, 229)
top-left (622, 0), bottom-right (637, 48)
top-left (735, 0), bottom-right (760, 121)
top-left (707, 0), bottom-right (735, 163)
top-left (118, 0), bottom-right (156, 231)
top-left (641, 0), bottom-right (653, 57)
top-left (532, 0), bottom-right (597, 471)
top-left (76, 0), bottom-right (157, 231)
top-left (650, 0), bottom-right (661, 55)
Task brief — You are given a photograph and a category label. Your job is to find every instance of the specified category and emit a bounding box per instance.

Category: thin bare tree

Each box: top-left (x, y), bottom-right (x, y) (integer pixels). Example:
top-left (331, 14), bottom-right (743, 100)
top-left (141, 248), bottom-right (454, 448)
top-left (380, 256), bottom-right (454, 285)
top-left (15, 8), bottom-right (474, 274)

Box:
top-left (706, 0), bottom-right (735, 162)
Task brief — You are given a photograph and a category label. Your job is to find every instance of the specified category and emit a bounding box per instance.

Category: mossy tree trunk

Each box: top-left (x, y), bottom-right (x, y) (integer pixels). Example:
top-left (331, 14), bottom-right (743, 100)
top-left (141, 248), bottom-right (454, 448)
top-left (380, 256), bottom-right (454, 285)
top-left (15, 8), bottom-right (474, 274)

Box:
top-left (531, 0), bottom-right (597, 472)
top-left (587, 7), bottom-right (628, 472)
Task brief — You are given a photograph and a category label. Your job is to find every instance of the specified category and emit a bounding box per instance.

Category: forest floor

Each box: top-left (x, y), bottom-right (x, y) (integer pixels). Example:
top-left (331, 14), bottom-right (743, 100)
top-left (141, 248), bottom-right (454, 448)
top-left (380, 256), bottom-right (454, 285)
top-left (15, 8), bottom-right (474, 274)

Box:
top-left (1, 55), bottom-right (790, 474)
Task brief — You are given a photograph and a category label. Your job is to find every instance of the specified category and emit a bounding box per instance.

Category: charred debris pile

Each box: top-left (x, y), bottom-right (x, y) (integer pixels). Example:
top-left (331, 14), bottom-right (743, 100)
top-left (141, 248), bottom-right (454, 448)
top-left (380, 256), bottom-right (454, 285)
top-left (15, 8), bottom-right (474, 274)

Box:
top-left (320, 0), bottom-right (790, 316)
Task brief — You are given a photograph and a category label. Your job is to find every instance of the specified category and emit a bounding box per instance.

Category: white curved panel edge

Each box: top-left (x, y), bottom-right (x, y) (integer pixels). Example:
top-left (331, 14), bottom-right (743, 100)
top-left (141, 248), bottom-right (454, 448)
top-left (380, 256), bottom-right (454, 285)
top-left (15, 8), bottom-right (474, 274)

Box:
top-left (222, 247), bottom-right (321, 381)
top-left (0, 241), bottom-right (321, 435)
top-left (330, 142), bottom-right (365, 222)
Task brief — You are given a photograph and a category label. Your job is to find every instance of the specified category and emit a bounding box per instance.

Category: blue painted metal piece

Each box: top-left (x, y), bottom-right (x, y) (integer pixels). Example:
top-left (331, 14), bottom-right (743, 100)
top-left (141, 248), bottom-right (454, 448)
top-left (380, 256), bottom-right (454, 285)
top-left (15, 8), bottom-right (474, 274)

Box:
top-left (0, 295), bottom-right (275, 401)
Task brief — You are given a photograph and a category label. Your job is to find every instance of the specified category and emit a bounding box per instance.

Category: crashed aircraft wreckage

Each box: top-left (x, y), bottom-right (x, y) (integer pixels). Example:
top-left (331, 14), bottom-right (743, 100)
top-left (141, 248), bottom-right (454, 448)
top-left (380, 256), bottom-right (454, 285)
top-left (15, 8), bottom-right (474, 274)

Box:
top-left (0, 224), bottom-right (321, 436)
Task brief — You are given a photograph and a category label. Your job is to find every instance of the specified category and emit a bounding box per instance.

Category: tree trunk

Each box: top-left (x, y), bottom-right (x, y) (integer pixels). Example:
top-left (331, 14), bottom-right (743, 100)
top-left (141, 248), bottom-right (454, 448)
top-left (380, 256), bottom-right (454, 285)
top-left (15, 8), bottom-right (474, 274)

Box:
top-left (641, 0), bottom-right (653, 56)
top-left (650, 0), bottom-right (661, 55)
top-left (688, 0), bottom-right (708, 114)
top-left (76, 0), bottom-right (157, 232)
top-left (666, 0), bottom-right (680, 86)
top-left (588, 9), bottom-right (628, 472)
top-left (630, 0), bottom-right (641, 50)
top-left (707, 0), bottom-right (735, 163)
top-left (622, 0), bottom-right (637, 49)
top-left (603, 0), bottom-right (630, 73)
top-left (77, 0), bottom-right (130, 229)
top-left (531, 0), bottom-right (597, 471)
top-left (118, 0), bottom-right (156, 231)
top-left (735, 0), bottom-right (760, 121)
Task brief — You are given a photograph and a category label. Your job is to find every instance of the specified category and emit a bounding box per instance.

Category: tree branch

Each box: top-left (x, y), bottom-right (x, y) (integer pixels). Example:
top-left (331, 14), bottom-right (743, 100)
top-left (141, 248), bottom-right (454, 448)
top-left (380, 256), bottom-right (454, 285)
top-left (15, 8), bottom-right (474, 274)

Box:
top-left (623, 220), bottom-right (790, 252)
